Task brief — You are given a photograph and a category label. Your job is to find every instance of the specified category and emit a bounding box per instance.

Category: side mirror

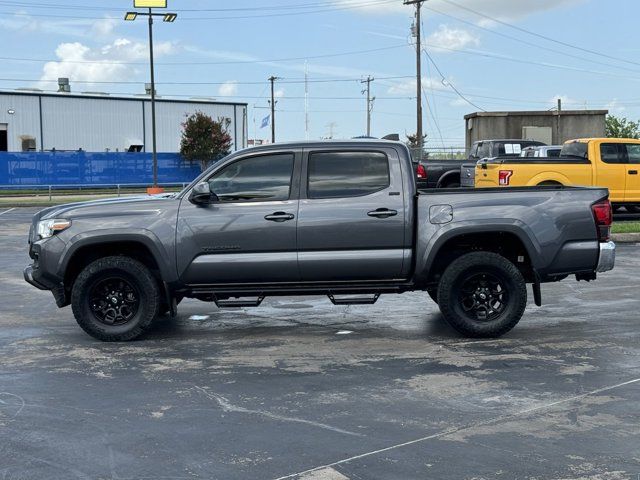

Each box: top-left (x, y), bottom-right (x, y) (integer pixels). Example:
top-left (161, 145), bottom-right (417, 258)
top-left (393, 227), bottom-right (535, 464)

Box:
top-left (189, 181), bottom-right (218, 205)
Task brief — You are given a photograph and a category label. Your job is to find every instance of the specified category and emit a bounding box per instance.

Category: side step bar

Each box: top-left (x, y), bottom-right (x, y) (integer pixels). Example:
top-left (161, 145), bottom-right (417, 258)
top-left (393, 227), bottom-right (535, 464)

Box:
top-left (214, 295), bottom-right (265, 308)
top-left (328, 293), bottom-right (380, 305)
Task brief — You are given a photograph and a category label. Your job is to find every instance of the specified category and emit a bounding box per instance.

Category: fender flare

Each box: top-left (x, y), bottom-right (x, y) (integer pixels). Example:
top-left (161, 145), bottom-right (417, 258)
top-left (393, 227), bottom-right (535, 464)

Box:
top-left (416, 221), bottom-right (543, 283)
top-left (526, 171), bottom-right (571, 186)
top-left (436, 170), bottom-right (461, 188)
top-left (57, 229), bottom-right (177, 283)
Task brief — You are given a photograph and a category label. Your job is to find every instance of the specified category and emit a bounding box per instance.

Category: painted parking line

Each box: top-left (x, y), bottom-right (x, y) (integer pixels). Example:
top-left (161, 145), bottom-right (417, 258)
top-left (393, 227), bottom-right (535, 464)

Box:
top-left (274, 377), bottom-right (640, 480)
top-left (0, 208), bottom-right (15, 216)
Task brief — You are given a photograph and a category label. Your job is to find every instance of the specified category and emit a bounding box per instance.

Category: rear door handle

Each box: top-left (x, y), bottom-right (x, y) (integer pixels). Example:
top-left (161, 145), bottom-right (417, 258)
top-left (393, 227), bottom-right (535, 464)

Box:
top-left (367, 208), bottom-right (398, 218)
top-left (264, 211), bottom-right (295, 222)
top-left (629, 170), bottom-right (638, 175)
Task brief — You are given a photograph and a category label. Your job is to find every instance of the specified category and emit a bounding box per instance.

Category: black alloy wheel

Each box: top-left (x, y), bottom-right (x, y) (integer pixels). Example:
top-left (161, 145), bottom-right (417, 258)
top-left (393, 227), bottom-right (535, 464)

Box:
top-left (88, 276), bottom-right (140, 326)
top-left (457, 272), bottom-right (507, 322)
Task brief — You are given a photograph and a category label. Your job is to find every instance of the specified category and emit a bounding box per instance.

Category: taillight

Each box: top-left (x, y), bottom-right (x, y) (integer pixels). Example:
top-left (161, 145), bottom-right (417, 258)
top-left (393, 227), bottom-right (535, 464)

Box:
top-left (591, 199), bottom-right (612, 242)
top-left (416, 164), bottom-right (427, 179)
top-left (498, 170), bottom-right (513, 185)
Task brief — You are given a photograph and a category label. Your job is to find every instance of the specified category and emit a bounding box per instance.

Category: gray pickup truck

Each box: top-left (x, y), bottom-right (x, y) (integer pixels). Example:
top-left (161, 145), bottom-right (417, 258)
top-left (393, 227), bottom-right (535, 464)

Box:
top-left (24, 140), bottom-right (615, 342)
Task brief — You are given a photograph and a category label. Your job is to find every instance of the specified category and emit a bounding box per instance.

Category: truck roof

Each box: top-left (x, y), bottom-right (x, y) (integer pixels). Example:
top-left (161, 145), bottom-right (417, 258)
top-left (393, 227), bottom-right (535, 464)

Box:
top-left (245, 139), bottom-right (406, 150)
top-left (569, 137), bottom-right (640, 144)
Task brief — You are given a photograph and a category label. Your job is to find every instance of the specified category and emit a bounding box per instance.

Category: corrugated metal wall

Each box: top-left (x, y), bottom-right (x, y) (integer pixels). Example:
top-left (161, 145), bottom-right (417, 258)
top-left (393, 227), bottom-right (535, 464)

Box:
top-left (41, 96), bottom-right (143, 152)
top-left (0, 94), bottom-right (41, 151)
top-left (0, 92), bottom-right (247, 153)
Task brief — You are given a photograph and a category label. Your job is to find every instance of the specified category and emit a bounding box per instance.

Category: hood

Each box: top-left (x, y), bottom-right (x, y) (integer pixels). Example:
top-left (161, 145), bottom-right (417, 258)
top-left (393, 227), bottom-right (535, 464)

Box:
top-left (35, 193), bottom-right (178, 222)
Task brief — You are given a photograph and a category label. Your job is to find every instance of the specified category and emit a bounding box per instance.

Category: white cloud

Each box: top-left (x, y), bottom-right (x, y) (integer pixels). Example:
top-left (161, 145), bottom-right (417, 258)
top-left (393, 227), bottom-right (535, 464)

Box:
top-left (387, 77), bottom-right (448, 95)
top-left (91, 18), bottom-right (117, 37)
top-left (274, 89), bottom-right (285, 98)
top-left (605, 99), bottom-right (625, 115)
top-left (333, 0), bottom-right (584, 22)
top-left (0, 11), bottom-right (122, 38)
top-left (39, 38), bottom-right (178, 88)
top-left (548, 94), bottom-right (581, 109)
top-left (426, 24), bottom-right (479, 51)
top-left (218, 81), bottom-right (238, 97)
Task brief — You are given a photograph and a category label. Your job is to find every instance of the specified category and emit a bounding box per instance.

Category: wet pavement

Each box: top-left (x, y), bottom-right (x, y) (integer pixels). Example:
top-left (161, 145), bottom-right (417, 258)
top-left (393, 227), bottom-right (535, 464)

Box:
top-left (1, 207), bottom-right (639, 480)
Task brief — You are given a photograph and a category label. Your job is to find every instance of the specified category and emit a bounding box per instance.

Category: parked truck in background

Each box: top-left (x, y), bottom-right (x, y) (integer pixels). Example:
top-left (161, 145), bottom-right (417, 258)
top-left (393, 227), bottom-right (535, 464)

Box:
top-left (414, 139), bottom-right (546, 189)
top-left (467, 138), bottom-right (640, 212)
top-left (24, 140), bottom-right (615, 342)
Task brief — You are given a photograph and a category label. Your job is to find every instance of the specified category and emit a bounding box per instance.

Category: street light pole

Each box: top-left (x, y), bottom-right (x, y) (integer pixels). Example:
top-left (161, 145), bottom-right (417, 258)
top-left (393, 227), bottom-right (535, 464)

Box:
top-left (147, 7), bottom-right (158, 189)
top-left (124, 2), bottom-right (176, 194)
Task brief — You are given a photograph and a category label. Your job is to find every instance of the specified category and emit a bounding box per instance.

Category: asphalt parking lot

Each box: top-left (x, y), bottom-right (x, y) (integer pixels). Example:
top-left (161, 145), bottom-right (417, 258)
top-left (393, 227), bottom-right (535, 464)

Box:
top-left (1, 207), bottom-right (639, 480)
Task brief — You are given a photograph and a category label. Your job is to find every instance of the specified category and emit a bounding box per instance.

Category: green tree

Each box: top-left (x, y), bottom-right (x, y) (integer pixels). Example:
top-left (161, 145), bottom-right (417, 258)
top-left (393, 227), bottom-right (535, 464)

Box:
top-left (406, 132), bottom-right (428, 160)
top-left (605, 114), bottom-right (640, 139)
top-left (180, 112), bottom-right (233, 171)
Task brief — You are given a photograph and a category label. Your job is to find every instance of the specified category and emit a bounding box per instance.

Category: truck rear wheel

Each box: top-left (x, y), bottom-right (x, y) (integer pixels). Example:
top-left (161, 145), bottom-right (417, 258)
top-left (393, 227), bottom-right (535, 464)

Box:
top-left (71, 256), bottom-right (160, 342)
top-left (437, 252), bottom-right (527, 338)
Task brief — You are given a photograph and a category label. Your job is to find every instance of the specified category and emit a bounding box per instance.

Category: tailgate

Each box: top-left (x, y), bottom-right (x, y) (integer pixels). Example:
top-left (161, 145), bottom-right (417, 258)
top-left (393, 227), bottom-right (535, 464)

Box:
top-left (460, 164), bottom-right (476, 187)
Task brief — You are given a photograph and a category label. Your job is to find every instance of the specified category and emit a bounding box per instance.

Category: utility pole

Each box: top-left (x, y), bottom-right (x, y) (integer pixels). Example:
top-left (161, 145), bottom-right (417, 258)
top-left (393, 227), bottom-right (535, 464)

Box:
top-left (405, 0), bottom-right (425, 157)
top-left (268, 76), bottom-right (279, 143)
top-left (361, 76), bottom-right (375, 137)
top-left (304, 62), bottom-right (310, 140)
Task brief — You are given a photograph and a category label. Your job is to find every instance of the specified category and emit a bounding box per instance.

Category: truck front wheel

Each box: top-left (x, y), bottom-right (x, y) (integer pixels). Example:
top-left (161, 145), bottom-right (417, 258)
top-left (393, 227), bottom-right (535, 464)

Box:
top-left (437, 252), bottom-right (527, 338)
top-left (71, 256), bottom-right (161, 342)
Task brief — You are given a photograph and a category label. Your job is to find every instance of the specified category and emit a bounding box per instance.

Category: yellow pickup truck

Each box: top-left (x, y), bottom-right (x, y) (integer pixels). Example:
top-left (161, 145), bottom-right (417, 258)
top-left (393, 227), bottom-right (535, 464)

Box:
top-left (470, 138), bottom-right (640, 212)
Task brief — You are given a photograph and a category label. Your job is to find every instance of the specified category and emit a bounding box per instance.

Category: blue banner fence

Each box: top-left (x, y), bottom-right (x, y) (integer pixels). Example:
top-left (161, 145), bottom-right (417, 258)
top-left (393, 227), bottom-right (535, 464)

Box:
top-left (0, 151), bottom-right (203, 189)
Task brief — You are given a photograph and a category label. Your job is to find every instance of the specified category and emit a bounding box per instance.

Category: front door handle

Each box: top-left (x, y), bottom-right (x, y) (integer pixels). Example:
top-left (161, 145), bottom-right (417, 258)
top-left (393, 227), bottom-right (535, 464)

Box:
top-left (367, 208), bottom-right (398, 218)
top-left (264, 211), bottom-right (295, 222)
top-left (629, 170), bottom-right (638, 175)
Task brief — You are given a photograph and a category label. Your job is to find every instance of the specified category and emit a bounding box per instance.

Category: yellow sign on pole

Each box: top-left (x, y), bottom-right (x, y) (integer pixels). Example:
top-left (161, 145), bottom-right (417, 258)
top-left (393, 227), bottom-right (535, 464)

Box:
top-left (134, 0), bottom-right (167, 8)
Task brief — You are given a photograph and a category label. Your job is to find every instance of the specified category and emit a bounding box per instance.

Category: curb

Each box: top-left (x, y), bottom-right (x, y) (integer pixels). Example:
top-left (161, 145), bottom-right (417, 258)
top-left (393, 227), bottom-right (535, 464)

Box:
top-left (611, 233), bottom-right (640, 244)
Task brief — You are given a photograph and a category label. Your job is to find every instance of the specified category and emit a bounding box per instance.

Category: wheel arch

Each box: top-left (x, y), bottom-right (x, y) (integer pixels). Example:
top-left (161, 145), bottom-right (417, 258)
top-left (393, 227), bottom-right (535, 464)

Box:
top-left (526, 172), bottom-right (570, 186)
top-left (419, 227), bottom-right (539, 285)
top-left (436, 170), bottom-right (461, 188)
top-left (59, 231), bottom-right (176, 290)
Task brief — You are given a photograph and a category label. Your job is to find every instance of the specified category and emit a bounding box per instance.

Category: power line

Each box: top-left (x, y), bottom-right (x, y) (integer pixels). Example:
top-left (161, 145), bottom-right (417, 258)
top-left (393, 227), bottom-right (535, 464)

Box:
top-left (424, 4), bottom-right (640, 75)
top-left (0, 0), bottom-right (387, 12)
top-left (421, 47), bottom-right (486, 112)
top-left (0, 43), bottom-right (410, 66)
top-left (0, 0), bottom-right (397, 20)
top-left (441, 0), bottom-right (640, 70)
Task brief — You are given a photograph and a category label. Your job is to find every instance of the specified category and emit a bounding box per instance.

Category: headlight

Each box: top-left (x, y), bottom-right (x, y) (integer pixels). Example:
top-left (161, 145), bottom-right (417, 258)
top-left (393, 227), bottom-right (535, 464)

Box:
top-left (37, 219), bottom-right (71, 239)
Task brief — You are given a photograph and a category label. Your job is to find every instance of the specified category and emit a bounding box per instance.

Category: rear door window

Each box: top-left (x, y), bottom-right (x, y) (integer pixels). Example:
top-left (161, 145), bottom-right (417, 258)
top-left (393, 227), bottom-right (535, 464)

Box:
top-left (307, 151), bottom-right (389, 199)
top-left (599, 143), bottom-right (626, 164)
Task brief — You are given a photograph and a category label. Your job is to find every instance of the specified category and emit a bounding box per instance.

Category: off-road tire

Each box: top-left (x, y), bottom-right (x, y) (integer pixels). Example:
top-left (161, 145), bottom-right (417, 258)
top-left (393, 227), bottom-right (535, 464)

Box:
top-left (437, 252), bottom-right (527, 338)
top-left (427, 287), bottom-right (438, 303)
top-left (71, 256), bottom-right (160, 341)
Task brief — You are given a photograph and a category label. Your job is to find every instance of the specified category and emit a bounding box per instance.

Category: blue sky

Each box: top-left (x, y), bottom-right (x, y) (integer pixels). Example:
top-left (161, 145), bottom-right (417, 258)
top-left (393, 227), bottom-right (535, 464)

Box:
top-left (0, 0), bottom-right (637, 146)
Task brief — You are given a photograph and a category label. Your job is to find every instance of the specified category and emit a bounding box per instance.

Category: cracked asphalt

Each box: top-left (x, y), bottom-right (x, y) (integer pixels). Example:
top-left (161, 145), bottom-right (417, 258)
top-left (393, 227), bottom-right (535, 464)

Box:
top-left (1, 207), bottom-right (639, 480)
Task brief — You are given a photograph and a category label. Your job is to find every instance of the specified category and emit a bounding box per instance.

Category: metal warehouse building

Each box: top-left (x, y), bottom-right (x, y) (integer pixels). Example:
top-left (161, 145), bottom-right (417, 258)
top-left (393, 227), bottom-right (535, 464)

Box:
top-left (0, 88), bottom-right (248, 153)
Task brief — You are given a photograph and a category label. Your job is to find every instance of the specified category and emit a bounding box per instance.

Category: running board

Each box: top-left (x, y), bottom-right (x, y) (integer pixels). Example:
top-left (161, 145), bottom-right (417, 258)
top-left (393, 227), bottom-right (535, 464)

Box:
top-left (328, 293), bottom-right (380, 305)
top-left (214, 295), bottom-right (265, 308)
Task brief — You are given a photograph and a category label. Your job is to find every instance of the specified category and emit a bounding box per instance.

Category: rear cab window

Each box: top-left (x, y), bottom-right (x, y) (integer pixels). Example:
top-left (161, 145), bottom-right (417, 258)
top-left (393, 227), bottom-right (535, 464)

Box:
top-left (560, 142), bottom-right (589, 159)
top-left (307, 151), bottom-right (390, 199)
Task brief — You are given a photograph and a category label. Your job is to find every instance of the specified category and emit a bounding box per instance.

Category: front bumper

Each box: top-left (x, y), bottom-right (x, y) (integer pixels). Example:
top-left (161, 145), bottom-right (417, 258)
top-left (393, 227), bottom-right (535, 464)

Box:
top-left (596, 241), bottom-right (615, 273)
top-left (24, 264), bottom-right (50, 290)
top-left (24, 264), bottom-right (68, 307)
